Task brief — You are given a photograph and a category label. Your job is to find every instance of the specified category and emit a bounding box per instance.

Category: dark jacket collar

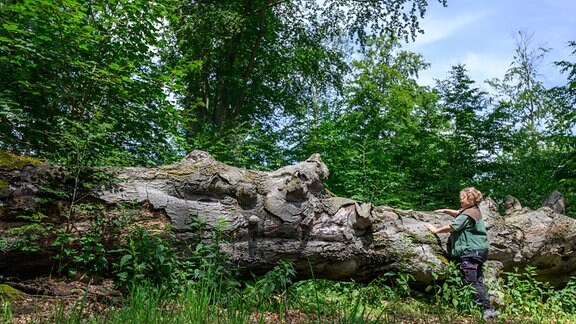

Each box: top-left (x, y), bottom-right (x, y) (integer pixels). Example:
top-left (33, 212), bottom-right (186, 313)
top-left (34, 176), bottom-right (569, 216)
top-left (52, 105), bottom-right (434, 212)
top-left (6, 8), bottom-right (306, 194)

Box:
top-left (459, 205), bottom-right (482, 222)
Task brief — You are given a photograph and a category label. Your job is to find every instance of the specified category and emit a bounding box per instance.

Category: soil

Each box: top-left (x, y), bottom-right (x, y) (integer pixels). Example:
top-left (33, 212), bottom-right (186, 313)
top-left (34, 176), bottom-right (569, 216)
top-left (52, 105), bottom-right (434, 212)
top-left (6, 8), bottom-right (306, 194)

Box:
top-left (1, 276), bottom-right (122, 323)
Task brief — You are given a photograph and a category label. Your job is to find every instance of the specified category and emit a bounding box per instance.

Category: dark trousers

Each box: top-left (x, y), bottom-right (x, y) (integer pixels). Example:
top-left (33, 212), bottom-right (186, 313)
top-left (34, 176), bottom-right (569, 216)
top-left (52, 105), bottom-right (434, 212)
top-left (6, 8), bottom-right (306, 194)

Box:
top-left (458, 249), bottom-right (493, 310)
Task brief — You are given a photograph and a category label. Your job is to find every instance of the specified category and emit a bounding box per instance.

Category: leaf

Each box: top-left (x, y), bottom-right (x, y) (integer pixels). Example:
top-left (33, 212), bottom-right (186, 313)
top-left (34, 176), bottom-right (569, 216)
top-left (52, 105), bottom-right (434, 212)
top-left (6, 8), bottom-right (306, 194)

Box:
top-left (2, 23), bottom-right (19, 31)
top-left (119, 254), bottom-right (133, 267)
top-left (117, 272), bottom-right (128, 281)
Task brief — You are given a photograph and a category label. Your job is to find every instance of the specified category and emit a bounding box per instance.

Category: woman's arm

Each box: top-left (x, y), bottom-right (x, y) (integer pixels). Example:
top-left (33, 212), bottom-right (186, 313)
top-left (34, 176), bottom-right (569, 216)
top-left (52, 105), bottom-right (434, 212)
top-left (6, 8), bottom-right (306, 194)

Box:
top-left (434, 208), bottom-right (460, 217)
top-left (424, 223), bottom-right (454, 234)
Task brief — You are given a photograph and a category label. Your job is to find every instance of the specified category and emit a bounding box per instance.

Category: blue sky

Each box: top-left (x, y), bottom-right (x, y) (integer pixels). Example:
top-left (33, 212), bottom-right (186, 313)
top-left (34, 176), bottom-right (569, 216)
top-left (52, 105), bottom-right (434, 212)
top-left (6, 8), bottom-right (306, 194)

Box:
top-left (404, 0), bottom-right (576, 88)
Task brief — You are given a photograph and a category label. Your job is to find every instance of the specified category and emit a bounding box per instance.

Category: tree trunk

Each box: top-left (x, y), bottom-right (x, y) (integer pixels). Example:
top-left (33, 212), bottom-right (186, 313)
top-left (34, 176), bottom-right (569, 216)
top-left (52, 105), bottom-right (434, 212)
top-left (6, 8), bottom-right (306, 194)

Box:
top-left (1, 150), bottom-right (575, 287)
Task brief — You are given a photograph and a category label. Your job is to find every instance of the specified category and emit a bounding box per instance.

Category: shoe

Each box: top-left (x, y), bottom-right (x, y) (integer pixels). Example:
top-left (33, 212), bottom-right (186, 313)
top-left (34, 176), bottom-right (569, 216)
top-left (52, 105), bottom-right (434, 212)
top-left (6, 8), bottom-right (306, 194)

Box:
top-left (483, 309), bottom-right (499, 320)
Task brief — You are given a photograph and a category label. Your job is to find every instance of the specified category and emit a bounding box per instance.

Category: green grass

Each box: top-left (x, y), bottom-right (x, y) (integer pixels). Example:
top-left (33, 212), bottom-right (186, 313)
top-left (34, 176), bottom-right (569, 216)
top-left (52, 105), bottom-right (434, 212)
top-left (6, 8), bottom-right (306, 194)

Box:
top-left (4, 274), bottom-right (576, 324)
top-left (4, 245), bottom-right (576, 324)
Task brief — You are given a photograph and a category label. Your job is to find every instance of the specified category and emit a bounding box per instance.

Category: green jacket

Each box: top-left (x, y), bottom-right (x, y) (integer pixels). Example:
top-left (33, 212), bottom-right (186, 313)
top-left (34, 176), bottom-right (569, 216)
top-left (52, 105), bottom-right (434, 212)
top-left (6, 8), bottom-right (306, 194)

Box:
top-left (448, 206), bottom-right (489, 258)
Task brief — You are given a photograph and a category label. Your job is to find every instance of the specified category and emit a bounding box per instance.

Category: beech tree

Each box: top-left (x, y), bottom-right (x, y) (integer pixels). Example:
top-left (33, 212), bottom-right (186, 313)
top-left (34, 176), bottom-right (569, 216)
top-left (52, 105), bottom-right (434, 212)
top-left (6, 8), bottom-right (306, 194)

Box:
top-left (548, 41), bottom-right (576, 213)
top-left (164, 0), bottom-right (447, 167)
top-left (485, 32), bottom-right (575, 212)
top-left (297, 36), bottom-right (448, 209)
top-left (0, 0), bottom-right (181, 166)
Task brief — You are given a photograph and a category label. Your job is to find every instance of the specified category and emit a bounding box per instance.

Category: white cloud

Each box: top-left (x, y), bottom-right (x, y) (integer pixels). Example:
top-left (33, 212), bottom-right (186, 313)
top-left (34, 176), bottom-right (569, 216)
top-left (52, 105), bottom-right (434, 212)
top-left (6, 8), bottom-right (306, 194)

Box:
top-left (405, 0), bottom-right (575, 89)
top-left (410, 10), bottom-right (492, 47)
top-left (460, 52), bottom-right (511, 82)
top-left (413, 52), bottom-right (511, 88)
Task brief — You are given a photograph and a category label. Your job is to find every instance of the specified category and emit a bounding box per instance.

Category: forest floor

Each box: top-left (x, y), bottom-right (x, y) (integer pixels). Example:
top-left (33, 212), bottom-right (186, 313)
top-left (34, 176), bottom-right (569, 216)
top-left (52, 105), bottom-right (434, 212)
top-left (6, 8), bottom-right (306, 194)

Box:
top-left (2, 276), bottom-right (122, 323)
top-left (2, 277), bottom-right (508, 323)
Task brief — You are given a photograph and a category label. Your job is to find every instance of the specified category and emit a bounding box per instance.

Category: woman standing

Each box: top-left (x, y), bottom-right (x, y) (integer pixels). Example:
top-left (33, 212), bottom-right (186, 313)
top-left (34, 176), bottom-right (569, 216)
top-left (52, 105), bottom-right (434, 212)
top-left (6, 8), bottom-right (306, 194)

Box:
top-left (424, 187), bottom-right (499, 320)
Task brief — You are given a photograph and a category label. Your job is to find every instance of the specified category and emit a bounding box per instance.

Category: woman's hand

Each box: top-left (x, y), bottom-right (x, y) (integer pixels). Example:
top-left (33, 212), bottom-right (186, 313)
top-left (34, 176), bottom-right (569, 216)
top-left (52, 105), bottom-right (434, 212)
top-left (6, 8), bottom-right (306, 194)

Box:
top-left (424, 223), bottom-right (437, 234)
top-left (425, 223), bottom-right (454, 234)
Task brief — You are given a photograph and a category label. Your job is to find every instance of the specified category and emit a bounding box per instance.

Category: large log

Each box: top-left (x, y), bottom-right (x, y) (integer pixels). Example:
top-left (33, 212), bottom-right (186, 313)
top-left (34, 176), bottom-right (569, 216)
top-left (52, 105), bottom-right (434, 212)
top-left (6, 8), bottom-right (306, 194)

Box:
top-left (1, 151), bottom-right (575, 287)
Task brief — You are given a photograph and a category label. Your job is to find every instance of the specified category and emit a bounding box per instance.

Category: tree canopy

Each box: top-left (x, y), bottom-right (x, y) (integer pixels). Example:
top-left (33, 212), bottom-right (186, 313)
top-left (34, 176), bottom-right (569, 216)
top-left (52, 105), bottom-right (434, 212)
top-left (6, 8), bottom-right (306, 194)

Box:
top-left (1, 0), bottom-right (574, 215)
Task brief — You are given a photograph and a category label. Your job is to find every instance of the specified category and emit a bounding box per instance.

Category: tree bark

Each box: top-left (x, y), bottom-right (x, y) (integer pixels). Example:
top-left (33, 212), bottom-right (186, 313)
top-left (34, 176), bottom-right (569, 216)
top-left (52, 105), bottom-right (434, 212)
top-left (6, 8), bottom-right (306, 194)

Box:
top-left (1, 150), bottom-right (575, 287)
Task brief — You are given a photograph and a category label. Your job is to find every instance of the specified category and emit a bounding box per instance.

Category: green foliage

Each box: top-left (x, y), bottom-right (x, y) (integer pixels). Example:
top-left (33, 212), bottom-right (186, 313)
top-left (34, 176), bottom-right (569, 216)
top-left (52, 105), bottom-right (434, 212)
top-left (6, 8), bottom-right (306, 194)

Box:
top-left (0, 284), bottom-right (23, 303)
top-left (494, 267), bottom-right (576, 322)
top-left (106, 282), bottom-right (173, 323)
top-left (182, 121), bottom-right (286, 170)
top-left (548, 42), bottom-right (576, 217)
top-left (299, 35), bottom-right (448, 209)
top-left (0, 212), bottom-right (52, 252)
top-left (0, 0), bottom-right (574, 215)
top-left (427, 262), bottom-right (476, 314)
top-left (500, 266), bottom-right (553, 319)
top-left (175, 217), bottom-right (240, 293)
top-left (36, 184), bottom-right (70, 200)
top-left (11, 265), bottom-right (576, 323)
top-left (243, 259), bottom-right (296, 309)
top-left (1, 0), bottom-right (576, 321)
top-left (52, 215), bottom-right (109, 276)
top-left (111, 227), bottom-right (177, 290)
top-left (109, 216), bottom-right (241, 296)
top-left (0, 296), bottom-right (12, 323)
top-left (166, 0), bottom-right (449, 168)
top-left (382, 271), bottom-right (415, 299)
top-left (343, 272), bottom-right (416, 310)
top-left (434, 64), bottom-right (491, 200)
top-left (547, 277), bottom-right (576, 314)
top-left (289, 279), bottom-right (367, 320)
top-left (481, 32), bottom-right (576, 214)
top-left (287, 273), bottom-right (419, 322)
top-left (0, 0), bottom-right (181, 166)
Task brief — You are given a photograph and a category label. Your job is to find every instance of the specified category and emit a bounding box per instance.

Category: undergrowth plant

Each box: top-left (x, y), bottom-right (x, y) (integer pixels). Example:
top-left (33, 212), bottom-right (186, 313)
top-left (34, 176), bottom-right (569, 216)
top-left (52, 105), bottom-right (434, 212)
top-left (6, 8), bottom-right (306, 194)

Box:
top-left (175, 217), bottom-right (240, 292)
top-left (0, 212), bottom-right (52, 252)
top-left (500, 266), bottom-right (576, 322)
top-left (1, 297), bottom-right (11, 323)
top-left (52, 211), bottom-right (110, 276)
top-left (501, 266), bottom-right (550, 318)
top-left (288, 275), bottom-right (399, 322)
top-left (546, 277), bottom-right (576, 314)
top-left (243, 259), bottom-right (296, 310)
top-left (111, 226), bottom-right (178, 291)
top-left (110, 215), bottom-right (242, 296)
top-left (426, 262), bottom-right (476, 314)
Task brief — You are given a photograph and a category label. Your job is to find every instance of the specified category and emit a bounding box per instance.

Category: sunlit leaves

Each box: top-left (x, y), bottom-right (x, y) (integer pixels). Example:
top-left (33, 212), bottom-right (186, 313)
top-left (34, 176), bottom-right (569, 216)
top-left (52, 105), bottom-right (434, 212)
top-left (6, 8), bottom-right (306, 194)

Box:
top-left (299, 36), bottom-right (446, 208)
top-left (0, 0), bottom-right (180, 166)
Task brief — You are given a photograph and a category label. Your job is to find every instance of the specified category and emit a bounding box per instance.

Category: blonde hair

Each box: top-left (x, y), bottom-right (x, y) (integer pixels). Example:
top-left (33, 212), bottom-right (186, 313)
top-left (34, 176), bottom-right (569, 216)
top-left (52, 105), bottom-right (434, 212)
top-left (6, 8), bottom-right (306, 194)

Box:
top-left (460, 187), bottom-right (483, 205)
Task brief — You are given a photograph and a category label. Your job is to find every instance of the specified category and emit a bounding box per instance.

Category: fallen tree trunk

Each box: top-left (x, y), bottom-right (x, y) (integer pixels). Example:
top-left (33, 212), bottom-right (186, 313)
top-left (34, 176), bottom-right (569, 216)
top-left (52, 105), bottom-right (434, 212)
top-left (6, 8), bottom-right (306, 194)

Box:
top-left (1, 151), bottom-right (575, 287)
